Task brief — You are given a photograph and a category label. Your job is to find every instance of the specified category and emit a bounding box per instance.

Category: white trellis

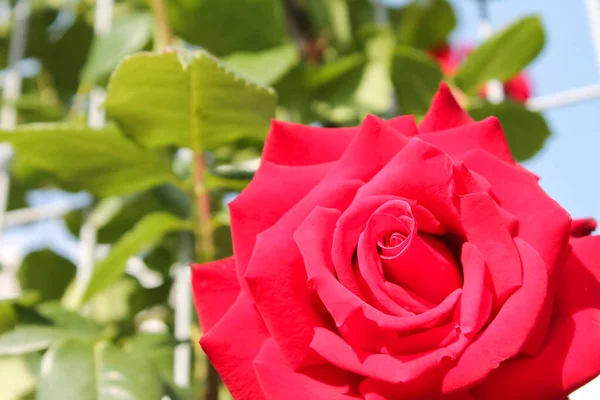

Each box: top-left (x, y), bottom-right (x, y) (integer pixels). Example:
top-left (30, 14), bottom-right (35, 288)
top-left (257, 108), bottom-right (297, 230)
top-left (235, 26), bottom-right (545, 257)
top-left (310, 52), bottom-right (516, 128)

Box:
top-left (1, 0), bottom-right (600, 397)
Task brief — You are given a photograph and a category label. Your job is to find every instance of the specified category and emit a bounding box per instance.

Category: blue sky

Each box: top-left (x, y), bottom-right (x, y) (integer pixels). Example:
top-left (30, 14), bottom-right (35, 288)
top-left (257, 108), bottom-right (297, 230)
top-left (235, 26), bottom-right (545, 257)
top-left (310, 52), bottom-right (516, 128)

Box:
top-left (446, 0), bottom-right (600, 221)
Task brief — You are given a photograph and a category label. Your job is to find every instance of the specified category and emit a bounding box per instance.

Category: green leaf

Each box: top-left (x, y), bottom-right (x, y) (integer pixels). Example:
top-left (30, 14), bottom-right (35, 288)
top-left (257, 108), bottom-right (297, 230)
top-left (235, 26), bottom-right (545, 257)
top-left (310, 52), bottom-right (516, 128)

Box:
top-left (391, 47), bottom-right (444, 115)
top-left (391, 0), bottom-right (456, 50)
top-left (37, 340), bottom-right (162, 400)
top-left (224, 44), bottom-right (299, 86)
top-left (0, 326), bottom-right (91, 356)
top-left (79, 212), bottom-right (192, 304)
top-left (80, 12), bottom-right (152, 85)
top-left (36, 303), bottom-right (101, 335)
top-left (454, 16), bottom-right (545, 94)
top-left (18, 250), bottom-right (76, 302)
top-left (0, 124), bottom-right (177, 197)
top-left (105, 50), bottom-right (276, 151)
top-left (356, 27), bottom-right (395, 114)
top-left (469, 101), bottom-right (551, 161)
top-left (165, 0), bottom-right (287, 56)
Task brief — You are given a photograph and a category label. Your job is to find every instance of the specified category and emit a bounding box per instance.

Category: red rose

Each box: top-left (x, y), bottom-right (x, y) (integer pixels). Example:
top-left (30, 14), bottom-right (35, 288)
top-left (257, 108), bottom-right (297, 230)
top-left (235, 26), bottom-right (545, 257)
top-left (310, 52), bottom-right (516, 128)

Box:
top-left (192, 84), bottom-right (600, 399)
top-left (428, 44), bottom-right (532, 103)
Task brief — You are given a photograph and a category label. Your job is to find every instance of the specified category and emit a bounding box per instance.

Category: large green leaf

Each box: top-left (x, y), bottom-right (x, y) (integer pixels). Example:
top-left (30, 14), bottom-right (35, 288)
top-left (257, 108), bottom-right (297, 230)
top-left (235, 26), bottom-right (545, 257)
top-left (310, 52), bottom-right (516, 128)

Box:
top-left (223, 44), bottom-right (299, 86)
top-left (454, 16), bottom-right (544, 94)
top-left (0, 326), bottom-right (94, 356)
top-left (37, 339), bottom-right (162, 400)
top-left (391, 0), bottom-right (456, 50)
top-left (78, 212), bottom-right (192, 305)
top-left (104, 51), bottom-right (276, 151)
top-left (469, 101), bottom-right (551, 161)
top-left (80, 12), bottom-right (152, 85)
top-left (165, 0), bottom-right (287, 56)
top-left (0, 124), bottom-right (177, 197)
top-left (391, 47), bottom-right (443, 115)
top-left (18, 250), bottom-right (76, 302)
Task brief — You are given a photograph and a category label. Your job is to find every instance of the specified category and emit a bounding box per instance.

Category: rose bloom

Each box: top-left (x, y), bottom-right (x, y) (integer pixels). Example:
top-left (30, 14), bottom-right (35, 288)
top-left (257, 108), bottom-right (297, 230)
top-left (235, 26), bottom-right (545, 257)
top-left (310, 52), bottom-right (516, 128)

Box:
top-left (429, 44), bottom-right (531, 103)
top-left (192, 84), bottom-right (600, 399)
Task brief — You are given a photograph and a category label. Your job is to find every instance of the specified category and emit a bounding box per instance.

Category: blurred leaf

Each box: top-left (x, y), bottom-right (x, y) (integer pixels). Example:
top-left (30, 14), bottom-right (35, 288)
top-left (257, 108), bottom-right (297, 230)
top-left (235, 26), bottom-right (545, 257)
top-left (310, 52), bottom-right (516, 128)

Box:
top-left (166, 0), bottom-right (286, 56)
top-left (79, 212), bottom-right (192, 304)
top-left (37, 339), bottom-right (162, 400)
top-left (310, 53), bottom-right (367, 121)
top-left (125, 332), bottom-right (191, 398)
top-left (84, 278), bottom-right (140, 326)
top-left (469, 100), bottom-right (551, 161)
top-left (18, 250), bottom-right (76, 302)
top-left (36, 303), bottom-right (101, 335)
top-left (356, 27), bottom-right (394, 114)
top-left (391, 47), bottom-right (443, 115)
top-left (0, 326), bottom-right (94, 356)
top-left (391, 0), bottom-right (456, 50)
top-left (0, 124), bottom-right (177, 197)
top-left (80, 12), bottom-right (152, 85)
top-left (224, 43), bottom-right (299, 86)
top-left (105, 50), bottom-right (276, 151)
top-left (454, 16), bottom-right (544, 94)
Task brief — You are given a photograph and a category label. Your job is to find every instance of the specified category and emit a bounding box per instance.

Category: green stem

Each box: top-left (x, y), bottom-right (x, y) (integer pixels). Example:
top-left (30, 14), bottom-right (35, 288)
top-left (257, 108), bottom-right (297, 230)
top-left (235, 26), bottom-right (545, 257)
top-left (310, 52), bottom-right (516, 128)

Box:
top-left (150, 0), bottom-right (173, 49)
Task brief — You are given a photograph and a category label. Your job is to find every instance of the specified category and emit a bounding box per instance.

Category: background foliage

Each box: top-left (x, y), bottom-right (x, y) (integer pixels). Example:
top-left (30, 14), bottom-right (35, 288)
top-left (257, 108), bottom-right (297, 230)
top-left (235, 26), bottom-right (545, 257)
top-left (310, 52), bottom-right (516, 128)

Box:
top-left (0, 0), bottom-right (549, 398)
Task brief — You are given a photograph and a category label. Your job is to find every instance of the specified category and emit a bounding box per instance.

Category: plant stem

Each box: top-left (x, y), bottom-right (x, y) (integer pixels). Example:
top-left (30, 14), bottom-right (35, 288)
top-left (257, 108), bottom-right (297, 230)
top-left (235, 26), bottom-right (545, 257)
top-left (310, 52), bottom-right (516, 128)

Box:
top-left (193, 152), bottom-right (215, 263)
top-left (150, 0), bottom-right (173, 49)
top-left (193, 155), bottom-right (221, 400)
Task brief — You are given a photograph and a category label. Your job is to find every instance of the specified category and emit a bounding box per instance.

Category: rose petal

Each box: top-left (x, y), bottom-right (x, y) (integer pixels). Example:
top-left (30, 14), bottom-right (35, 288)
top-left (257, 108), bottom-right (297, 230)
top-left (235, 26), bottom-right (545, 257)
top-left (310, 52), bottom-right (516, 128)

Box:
top-left (420, 117), bottom-right (514, 164)
top-left (310, 327), bottom-right (469, 384)
top-left (296, 207), bottom-right (461, 336)
top-left (387, 115), bottom-right (419, 137)
top-left (200, 293), bottom-right (268, 400)
top-left (230, 161), bottom-right (332, 285)
top-left (571, 218), bottom-right (598, 238)
top-left (442, 238), bottom-right (548, 392)
top-left (360, 377), bottom-right (476, 400)
top-left (254, 338), bottom-right (362, 400)
top-left (471, 235), bottom-right (600, 399)
top-left (459, 193), bottom-right (522, 304)
top-left (457, 244), bottom-right (493, 335)
top-left (246, 179), bottom-right (363, 369)
top-left (461, 149), bottom-right (571, 354)
top-left (191, 257), bottom-right (239, 332)
top-left (246, 115), bottom-right (411, 369)
top-left (356, 137), bottom-right (462, 233)
top-left (419, 83), bottom-right (473, 134)
top-left (262, 120), bottom-right (357, 166)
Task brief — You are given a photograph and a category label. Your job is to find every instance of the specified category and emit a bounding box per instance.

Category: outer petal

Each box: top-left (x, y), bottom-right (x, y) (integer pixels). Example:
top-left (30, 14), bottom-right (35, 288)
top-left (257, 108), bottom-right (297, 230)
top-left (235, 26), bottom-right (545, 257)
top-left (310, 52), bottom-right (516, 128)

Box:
top-left (442, 238), bottom-right (548, 392)
top-left (229, 161), bottom-right (331, 285)
top-left (262, 115), bottom-right (417, 167)
top-left (200, 293), bottom-right (268, 400)
top-left (191, 257), bottom-right (239, 332)
top-left (254, 338), bottom-right (362, 400)
top-left (571, 218), bottom-right (597, 238)
top-left (419, 117), bottom-right (514, 164)
top-left (419, 83), bottom-right (473, 133)
top-left (472, 235), bottom-right (600, 399)
top-left (262, 120), bottom-right (357, 166)
top-left (462, 149), bottom-right (571, 353)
